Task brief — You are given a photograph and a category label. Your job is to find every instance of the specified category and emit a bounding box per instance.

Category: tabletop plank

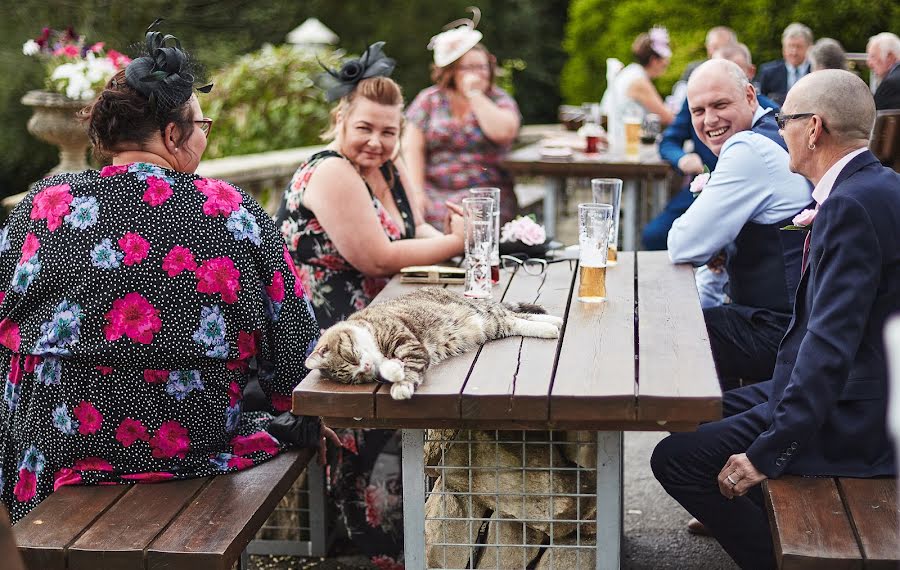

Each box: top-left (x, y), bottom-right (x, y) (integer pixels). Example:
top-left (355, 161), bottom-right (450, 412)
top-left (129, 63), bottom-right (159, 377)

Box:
top-left (838, 477), bottom-right (899, 567)
top-left (550, 252), bottom-right (636, 423)
top-left (460, 260), bottom-right (575, 421)
top-left (502, 143), bottom-right (671, 179)
top-left (636, 251), bottom-right (721, 424)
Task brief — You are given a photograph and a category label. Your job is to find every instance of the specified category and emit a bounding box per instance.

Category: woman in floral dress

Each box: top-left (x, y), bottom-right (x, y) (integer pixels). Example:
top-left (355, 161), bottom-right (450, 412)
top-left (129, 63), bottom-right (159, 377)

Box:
top-left (274, 45), bottom-right (464, 565)
top-left (0, 25), bottom-right (332, 524)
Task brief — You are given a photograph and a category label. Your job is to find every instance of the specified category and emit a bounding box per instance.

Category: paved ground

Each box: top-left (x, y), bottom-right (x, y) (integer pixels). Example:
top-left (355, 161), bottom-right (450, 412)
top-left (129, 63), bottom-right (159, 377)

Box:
top-left (247, 185), bottom-right (738, 568)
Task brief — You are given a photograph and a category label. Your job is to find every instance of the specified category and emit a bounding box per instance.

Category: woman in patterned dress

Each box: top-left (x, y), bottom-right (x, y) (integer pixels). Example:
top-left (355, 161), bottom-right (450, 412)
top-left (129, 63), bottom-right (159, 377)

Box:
top-left (0, 24), bottom-right (335, 524)
top-left (402, 14), bottom-right (521, 229)
top-left (274, 45), bottom-right (464, 565)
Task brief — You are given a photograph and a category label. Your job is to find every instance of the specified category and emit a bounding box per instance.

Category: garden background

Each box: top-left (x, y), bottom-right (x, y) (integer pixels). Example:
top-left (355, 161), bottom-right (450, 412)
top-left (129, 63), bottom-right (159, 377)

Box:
top-left (2, 0), bottom-right (898, 198)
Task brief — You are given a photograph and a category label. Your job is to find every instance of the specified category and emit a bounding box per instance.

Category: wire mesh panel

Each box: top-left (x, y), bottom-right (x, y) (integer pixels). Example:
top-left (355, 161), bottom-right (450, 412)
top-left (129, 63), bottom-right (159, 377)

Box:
top-left (422, 430), bottom-right (599, 569)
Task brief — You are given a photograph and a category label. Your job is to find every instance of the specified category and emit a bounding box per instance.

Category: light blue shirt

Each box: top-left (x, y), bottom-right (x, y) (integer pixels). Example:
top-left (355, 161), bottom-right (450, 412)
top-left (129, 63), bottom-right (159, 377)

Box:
top-left (668, 106), bottom-right (813, 266)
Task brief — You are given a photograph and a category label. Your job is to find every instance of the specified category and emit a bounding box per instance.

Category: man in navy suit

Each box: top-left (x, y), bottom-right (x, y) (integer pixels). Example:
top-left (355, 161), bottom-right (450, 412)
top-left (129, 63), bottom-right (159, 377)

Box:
top-left (755, 23), bottom-right (813, 106)
top-left (653, 70), bottom-right (900, 569)
top-left (867, 32), bottom-right (900, 110)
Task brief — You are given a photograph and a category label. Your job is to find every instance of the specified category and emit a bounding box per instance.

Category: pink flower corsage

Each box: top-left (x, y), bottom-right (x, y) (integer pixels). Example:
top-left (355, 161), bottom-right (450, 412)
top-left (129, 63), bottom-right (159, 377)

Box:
top-left (792, 208), bottom-right (817, 228)
top-left (689, 172), bottom-right (711, 196)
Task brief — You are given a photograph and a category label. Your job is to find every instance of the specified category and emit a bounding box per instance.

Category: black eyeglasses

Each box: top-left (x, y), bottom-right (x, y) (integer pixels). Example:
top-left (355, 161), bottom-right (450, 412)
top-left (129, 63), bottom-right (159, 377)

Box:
top-left (194, 118), bottom-right (214, 136)
top-left (500, 255), bottom-right (573, 276)
top-left (774, 112), bottom-right (830, 133)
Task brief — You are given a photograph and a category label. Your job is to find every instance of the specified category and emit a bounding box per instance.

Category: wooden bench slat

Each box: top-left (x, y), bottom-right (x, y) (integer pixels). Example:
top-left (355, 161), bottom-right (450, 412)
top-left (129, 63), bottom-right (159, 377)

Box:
top-left (636, 251), bottom-right (721, 424)
top-left (14, 485), bottom-right (130, 570)
top-left (67, 478), bottom-right (209, 570)
top-left (764, 476), bottom-right (862, 570)
top-left (293, 371), bottom-right (378, 418)
top-left (460, 260), bottom-right (574, 420)
top-left (146, 448), bottom-right (313, 570)
top-left (550, 252), bottom-right (636, 422)
top-left (838, 477), bottom-right (900, 568)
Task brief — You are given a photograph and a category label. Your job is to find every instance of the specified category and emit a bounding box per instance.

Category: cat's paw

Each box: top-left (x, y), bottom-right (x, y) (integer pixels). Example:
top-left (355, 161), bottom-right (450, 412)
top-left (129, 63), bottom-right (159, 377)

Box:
top-left (545, 315), bottom-right (564, 328)
top-left (528, 321), bottom-right (561, 339)
top-left (390, 381), bottom-right (415, 400)
top-left (379, 359), bottom-right (405, 384)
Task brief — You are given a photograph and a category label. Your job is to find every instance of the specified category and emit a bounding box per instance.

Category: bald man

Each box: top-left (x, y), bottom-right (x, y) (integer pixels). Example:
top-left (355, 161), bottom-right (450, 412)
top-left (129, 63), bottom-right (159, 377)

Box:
top-left (653, 70), bottom-right (900, 570)
top-left (667, 60), bottom-right (811, 391)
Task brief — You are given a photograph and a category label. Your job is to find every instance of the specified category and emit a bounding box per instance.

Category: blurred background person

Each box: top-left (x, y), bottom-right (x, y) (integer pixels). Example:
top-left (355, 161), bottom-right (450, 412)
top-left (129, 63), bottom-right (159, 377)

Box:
top-left (866, 32), bottom-right (900, 110)
top-left (603, 27), bottom-right (676, 129)
top-left (668, 26), bottom-right (738, 111)
top-left (403, 10), bottom-right (521, 229)
top-left (756, 22), bottom-right (814, 105)
top-left (808, 37), bottom-right (848, 71)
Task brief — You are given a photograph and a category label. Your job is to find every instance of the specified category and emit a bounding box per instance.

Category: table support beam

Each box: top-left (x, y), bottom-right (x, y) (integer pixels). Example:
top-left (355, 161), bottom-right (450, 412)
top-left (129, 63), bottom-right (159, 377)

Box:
top-left (622, 180), bottom-right (638, 251)
top-left (596, 431), bottom-right (624, 570)
top-left (542, 177), bottom-right (564, 239)
top-left (402, 429), bottom-right (426, 570)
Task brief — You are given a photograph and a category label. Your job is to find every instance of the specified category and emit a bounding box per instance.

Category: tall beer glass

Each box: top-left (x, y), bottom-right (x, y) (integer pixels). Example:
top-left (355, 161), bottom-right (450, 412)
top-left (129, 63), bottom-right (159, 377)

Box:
top-left (577, 203), bottom-right (613, 303)
top-left (591, 178), bottom-right (622, 265)
top-left (468, 187), bottom-right (501, 284)
top-left (462, 197), bottom-right (494, 299)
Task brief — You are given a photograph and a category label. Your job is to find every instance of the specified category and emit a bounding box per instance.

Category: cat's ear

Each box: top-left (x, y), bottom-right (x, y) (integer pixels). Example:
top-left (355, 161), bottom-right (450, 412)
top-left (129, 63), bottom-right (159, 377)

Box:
top-left (305, 347), bottom-right (329, 369)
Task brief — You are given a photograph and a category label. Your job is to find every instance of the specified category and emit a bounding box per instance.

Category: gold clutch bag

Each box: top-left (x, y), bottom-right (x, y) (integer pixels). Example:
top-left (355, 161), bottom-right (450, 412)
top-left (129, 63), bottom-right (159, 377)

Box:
top-left (399, 265), bottom-right (466, 284)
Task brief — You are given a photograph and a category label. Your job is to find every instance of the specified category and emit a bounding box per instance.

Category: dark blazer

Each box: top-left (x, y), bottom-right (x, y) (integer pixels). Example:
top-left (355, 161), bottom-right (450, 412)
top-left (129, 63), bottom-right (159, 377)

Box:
top-left (755, 59), bottom-right (809, 107)
top-left (745, 150), bottom-right (900, 478)
top-left (874, 63), bottom-right (900, 110)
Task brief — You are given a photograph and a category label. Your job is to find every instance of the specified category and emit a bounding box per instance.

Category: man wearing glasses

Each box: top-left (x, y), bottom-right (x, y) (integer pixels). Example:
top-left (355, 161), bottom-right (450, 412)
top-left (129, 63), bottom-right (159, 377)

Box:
top-left (667, 59), bottom-right (812, 392)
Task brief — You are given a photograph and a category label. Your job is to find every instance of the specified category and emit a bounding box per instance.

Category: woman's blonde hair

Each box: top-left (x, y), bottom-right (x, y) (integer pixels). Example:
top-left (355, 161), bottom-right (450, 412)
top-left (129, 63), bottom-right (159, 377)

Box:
top-left (430, 44), bottom-right (497, 90)
top-left (321, 76), bottom-right (405, 141)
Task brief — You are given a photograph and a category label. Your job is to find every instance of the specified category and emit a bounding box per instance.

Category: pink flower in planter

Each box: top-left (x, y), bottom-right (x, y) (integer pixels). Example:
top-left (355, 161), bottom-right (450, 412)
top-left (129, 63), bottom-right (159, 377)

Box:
top-left (116, 418), bottom-right (149, 447)
top-left (73, 401), bottom-right (103, 435)
top-left (73, 457), bottom-right (113, 472)
top-left (14, 468), bottom-right (37, 502)
top-left (31, 183), bottom-right (73, 231)
top-left (227, 456), bottom-right (254, 470)
top-left (792, 208), bottom-right (818, 228)
top-left (194, 178), bottom-right (242, 216)
top-left (195, 257), bottom-right (241, 304)
top-left (0, 319), bottom-right (20, 352)
top-left (121, 472), bottom-right (175, 483)
top-left (162, 245), bottom-right (197, 277)
top-left (231, 431), bottom-right (279, 456)
top-left (143, 176), bottom-right (173, 206)
top-left (53, 467), bottom-right (82, 490)
top-left (100, 164), bottom-right (129, 177)
top-left (149, 421), bottom-right (190, 459)
top-left (143, 369), bottom-right (169, 384)
top-left (118, 233), bottom-right (149, 265)
top-left (104, 292), bottom-right (162, 344)
top-left (20, 233), bottom-right (40, 263)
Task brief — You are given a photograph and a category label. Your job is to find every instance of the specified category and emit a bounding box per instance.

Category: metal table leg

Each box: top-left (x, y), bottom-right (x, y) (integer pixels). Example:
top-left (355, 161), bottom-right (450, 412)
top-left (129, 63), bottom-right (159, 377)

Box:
top-left (622, 180), bottom-right (638, 251)
top-left (403, 429), bottom-right (426, 570)
top-left (596, 431), bottom-right (623, 570)
top-left (542, 177), bottom-right (564, 239)
top-left (653, 178), bottom-right (669, 214)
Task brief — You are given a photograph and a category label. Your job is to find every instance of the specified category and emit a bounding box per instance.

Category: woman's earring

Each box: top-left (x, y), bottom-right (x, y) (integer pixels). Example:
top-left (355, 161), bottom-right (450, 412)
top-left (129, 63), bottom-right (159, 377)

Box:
top-left (807, 143), bottom-right (815, 150)
top-left (174, 147), bottom-right (179, 153)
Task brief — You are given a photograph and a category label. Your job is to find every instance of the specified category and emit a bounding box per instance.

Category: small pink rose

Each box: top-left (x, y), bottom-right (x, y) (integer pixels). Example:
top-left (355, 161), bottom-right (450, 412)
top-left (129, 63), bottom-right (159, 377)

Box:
top-left (792, 208), bottom-right (817, 227)
top-left (690, 172), bottom-right (711, 195)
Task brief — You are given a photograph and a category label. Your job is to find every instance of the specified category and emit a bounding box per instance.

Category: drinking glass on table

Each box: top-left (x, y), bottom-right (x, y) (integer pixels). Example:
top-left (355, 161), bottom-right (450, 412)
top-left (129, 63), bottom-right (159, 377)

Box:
top-left (591, 178), bottom-right (622, 265)
top-left (468, 187), bottom-right (501, 284)
top-left (462, 197), bottom-right (494, 298)
top-left (577, 203), bottom-right (613, 303)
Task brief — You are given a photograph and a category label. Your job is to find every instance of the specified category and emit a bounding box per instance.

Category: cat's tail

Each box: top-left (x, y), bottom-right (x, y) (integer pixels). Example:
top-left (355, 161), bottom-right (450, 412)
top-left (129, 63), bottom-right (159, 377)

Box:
top-left (503, 302), bottom-right (546, 314)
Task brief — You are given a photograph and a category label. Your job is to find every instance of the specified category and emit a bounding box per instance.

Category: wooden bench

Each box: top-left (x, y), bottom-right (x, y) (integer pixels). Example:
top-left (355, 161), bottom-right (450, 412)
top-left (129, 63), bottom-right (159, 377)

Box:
top-left (14, 447), bottom-right (314, 570)
top-left (870, 109), bottom-right (900, 173)
top-left (764, 475), bottom-right (900, 569)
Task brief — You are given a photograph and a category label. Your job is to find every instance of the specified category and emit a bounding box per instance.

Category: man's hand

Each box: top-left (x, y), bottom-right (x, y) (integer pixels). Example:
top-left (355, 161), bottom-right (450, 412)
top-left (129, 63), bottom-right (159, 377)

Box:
top-left (318, 421), bottom-right (341, 465)
top-left (677, 153), bottom-right (704, 175)
top-left (707, 251), bottom-right (727, 274)
top-left (718, 453), bottom-right (767, 499)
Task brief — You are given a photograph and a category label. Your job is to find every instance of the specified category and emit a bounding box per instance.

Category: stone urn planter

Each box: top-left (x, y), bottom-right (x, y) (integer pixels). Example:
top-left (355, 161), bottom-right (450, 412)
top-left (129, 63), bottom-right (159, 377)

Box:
top-left (21, 90), bottom-right (92, 176)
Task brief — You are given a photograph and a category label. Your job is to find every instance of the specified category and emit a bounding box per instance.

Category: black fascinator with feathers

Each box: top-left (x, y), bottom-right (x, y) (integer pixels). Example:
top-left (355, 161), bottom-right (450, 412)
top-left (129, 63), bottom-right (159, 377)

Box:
top-left (124, 19), bottom-right (212, 115)
top-left (320, 42), bottom-right (396, 102)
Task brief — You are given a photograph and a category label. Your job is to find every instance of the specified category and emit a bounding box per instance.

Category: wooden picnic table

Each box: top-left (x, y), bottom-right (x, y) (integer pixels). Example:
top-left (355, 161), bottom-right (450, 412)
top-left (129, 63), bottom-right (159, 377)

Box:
top-left (501, 142), bottom-right (673, 248)
top-left (292, 251), bottom-right (721, 569)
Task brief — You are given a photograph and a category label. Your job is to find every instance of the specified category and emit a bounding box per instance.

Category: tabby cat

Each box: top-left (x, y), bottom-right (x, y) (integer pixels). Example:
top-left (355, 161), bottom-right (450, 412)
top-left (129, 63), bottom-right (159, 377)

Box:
top-left (304, 287), bottom-right (563, 400)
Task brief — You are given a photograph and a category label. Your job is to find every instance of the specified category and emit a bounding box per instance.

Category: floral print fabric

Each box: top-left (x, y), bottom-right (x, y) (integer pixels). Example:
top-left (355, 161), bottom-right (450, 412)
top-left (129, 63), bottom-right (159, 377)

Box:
top-left (0, 163), bottom-right (320, 523)
top-left (405, 85), bottom-right (520, 227)
top-left (274, 150), bottom-right (415, 329)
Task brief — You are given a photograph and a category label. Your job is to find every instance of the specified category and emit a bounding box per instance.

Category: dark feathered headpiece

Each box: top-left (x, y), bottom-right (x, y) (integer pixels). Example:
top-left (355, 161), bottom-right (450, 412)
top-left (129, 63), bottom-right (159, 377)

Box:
top-left (319, 41), bottom-right (396, 102)
top-left (124, 19), bottom-right (212, 115)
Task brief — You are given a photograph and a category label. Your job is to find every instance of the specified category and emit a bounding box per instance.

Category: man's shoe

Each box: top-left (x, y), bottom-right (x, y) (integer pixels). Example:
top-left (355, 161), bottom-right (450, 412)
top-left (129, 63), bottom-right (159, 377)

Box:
top-left (687, 517), bottom-right (710, 536)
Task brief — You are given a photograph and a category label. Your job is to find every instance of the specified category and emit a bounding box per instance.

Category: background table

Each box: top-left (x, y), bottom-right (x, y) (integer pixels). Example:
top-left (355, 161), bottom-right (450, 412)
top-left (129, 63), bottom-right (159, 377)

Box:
top-left (502, 143), bottom-right (673, 249)
top-left (293, 251), bottom-right (721, 569)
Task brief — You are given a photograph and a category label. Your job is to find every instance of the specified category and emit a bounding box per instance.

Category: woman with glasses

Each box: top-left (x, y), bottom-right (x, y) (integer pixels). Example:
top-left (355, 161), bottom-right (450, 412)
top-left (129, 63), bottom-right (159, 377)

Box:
top-left (402, 9), bottom-right (521, 229)
top-left (0, 22), bottom-right (335, 524)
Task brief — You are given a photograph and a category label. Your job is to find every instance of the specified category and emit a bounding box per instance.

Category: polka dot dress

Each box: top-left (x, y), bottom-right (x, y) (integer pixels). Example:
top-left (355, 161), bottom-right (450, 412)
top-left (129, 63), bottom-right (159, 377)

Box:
top-left (0, 163), bottom-right (320, 523)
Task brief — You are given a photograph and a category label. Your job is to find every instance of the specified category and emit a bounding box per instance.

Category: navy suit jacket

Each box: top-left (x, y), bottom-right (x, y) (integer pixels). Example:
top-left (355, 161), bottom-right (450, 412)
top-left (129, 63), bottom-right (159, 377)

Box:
top-left (659, 94), bottom-right (779, 174)
top-left (755, 59), bottom-right (809, 107)
top-left (745, 150), bottom-right (900, 478)
top-left (874, 63), bottom-right (900, 110)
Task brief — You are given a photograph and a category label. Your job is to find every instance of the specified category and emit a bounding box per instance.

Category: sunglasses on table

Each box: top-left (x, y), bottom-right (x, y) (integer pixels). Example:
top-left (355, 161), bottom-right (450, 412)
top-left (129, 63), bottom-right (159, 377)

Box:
top-left (500, 255), bottom-right (574, 276)
top-left (774, 112), bottom-right (830, 133)
top-left (194, 118), bottom-right (214, 136)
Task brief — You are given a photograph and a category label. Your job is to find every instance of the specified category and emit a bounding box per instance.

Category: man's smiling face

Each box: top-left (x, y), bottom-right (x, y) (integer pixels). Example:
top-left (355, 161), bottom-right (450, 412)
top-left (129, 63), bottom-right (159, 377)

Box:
top-left (687, 65), bottom-right (757, 156)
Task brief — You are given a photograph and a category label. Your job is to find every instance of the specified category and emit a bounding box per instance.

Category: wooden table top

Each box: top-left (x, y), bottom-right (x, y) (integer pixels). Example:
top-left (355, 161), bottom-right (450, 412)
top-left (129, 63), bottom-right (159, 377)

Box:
top-left (292, 251), bottom-right (721, 431)
top-left (501, 142), bottom-right (672, 179)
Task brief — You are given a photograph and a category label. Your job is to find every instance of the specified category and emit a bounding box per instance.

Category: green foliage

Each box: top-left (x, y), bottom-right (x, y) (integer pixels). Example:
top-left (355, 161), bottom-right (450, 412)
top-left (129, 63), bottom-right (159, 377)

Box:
top-left (561, 0), bottom-right (900, 104)
top-left (203, 46), bottom-right (339, 159)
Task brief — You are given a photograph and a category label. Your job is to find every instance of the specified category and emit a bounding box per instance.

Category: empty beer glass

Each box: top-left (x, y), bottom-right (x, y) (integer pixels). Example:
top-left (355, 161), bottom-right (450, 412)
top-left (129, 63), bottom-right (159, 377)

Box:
top-left (462, 197), bottom-right (494, 298)
top-left (468, 187), bottom-right (501, 284)
top-left (577, 203), bottom-right (613, 303)
top-left (591, 178), bottom-right (622, 265)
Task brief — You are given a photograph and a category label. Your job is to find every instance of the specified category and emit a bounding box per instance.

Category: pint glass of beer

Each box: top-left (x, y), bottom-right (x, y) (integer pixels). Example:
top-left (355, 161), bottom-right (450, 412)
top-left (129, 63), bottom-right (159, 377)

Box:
top-left (468, 187), bottom-right (501, 284)
top-left (591, 178), bottom-right (622, 265)
top-left (462, 197), bottom-right (494, 299)
top-left (577, 203), bottom-right (613, 303)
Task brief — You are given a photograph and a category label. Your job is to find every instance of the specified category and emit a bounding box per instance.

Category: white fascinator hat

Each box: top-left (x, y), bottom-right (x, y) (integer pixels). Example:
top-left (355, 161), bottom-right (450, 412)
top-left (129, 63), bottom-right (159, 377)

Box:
top-left (428, 7), bottom-right (484, 68)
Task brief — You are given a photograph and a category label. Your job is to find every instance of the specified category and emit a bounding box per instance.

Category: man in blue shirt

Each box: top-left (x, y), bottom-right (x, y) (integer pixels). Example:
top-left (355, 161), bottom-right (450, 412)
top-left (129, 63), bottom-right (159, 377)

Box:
top-left (755, 23), bottom-right (814, 106)
top-left (667, 59), bottom-right (812, 391)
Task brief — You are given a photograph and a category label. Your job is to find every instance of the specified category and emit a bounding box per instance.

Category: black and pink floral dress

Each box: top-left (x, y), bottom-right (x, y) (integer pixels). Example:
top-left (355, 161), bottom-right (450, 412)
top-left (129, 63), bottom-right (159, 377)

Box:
top-left (0, 163), bottom-right (320, 523)
top-left (275, 150), bottom-right (415, 329)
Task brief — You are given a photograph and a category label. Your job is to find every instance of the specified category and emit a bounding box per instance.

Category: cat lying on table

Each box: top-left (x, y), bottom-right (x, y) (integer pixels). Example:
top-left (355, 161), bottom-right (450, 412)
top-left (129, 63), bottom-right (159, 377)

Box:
top-left (304, 287), bottom-right (563, 400)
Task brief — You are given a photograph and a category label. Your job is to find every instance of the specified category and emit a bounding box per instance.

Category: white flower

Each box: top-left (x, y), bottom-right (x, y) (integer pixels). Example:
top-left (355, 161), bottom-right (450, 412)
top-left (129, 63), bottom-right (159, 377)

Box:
top-left (22, 40), bottom-right (40, 56)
